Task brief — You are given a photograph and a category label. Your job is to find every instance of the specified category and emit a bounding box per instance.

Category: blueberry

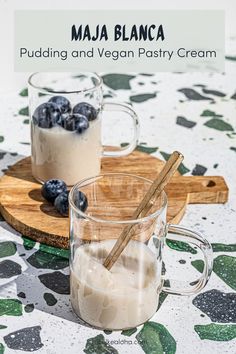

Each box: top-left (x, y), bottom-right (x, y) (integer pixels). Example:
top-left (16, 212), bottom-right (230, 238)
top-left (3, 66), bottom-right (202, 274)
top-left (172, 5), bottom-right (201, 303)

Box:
top-left (62, 114), bottom-right (89, 133)
top-left (48, 96), bottom-right (71, 114)
top-left (54, 191), bottom-right (69, 216)
top-left (33, 102), bottom-right (61, 128)
top-left (76, 115), bottom-right (89, 134)
top-left (41, 179), bottom-right (67, 203)
top-left (74, 190), bottom-right (88, 212)
top-left (73, 102), bottom-right (97, 121)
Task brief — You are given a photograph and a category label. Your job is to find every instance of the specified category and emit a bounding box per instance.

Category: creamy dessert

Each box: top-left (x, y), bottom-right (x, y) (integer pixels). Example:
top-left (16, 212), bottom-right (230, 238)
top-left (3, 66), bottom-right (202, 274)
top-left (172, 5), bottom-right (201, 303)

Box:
top-left (70, 240), bottom-right (161, 330)
top-left (31, 96), bottom-right (102, 185)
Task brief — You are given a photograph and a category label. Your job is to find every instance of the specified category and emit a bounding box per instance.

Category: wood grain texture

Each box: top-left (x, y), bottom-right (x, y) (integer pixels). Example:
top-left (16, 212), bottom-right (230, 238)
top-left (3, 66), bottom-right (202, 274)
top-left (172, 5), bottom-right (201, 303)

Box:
top-left (0, 152), bottom-right (228, 248)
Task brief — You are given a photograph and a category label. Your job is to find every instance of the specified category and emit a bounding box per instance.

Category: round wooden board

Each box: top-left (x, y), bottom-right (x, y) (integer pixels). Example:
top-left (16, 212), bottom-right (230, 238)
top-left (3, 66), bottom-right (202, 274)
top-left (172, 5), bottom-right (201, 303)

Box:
top-left (0, 152), bottom-right (187, 248)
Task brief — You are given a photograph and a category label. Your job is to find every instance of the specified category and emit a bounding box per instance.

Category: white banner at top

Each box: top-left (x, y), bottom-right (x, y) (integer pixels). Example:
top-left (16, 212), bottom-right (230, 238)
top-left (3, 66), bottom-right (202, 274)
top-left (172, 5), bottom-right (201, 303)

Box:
top-left (14, 10), bottom-right (225, 72)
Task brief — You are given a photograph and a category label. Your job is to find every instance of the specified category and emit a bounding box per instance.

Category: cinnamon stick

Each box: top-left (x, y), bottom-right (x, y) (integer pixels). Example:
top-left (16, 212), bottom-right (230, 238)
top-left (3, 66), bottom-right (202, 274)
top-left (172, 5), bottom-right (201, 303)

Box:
top-left (103, 151), bottom-right (184, 270)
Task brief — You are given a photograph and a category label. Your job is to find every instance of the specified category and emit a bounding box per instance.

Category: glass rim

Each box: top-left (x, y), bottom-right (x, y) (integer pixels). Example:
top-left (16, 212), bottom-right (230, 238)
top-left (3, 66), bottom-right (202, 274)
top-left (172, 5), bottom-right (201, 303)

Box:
top-left (69, 173), bottom-right (168, 225)
top-left (28, 72), bottom-right (103, 95)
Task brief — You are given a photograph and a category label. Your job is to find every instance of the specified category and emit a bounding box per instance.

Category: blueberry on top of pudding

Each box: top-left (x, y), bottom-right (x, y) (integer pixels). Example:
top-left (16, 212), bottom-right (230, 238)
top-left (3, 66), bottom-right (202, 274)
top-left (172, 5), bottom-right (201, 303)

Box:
top-left (49, 96), bottom-right (71, 114)
top-left (73, 102), bottom-right (97, 121)
top-left (62, 114), bottom-right (89, 133)
top-left (41, 179), bottom-right (67, 203)
top-left (33, 102), bottom-right (61, 128)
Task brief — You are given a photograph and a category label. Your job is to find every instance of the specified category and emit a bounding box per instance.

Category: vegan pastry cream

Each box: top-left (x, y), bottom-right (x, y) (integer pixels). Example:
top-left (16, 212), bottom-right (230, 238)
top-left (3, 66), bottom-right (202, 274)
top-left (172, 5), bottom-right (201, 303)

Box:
top-left (70, 240), bottom-right (161, 330)
top-left (31, 117), bottom-right (101, 186)
top-left (30, 96), bottom-right (102, 185)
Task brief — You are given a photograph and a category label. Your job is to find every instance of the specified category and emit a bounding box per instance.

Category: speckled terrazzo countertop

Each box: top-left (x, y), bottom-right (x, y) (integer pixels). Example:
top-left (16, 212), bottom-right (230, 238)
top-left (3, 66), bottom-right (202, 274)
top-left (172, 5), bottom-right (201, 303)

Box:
top-left (0, 58), bottom-right (236, 353)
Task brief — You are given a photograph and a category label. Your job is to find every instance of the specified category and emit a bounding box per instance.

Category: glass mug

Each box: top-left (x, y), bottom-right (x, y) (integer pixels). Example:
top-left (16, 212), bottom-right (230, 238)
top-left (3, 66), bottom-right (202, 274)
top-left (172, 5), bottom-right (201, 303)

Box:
top-left (69, 173), bottom-right (213, 330)
top-left (28, 72), bottom-right (139, 185)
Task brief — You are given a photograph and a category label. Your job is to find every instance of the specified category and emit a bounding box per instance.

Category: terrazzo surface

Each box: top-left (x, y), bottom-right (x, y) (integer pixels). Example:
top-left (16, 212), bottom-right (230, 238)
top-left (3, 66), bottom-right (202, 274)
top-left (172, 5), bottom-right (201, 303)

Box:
top-left (0, 51), bottom-right (236, 353)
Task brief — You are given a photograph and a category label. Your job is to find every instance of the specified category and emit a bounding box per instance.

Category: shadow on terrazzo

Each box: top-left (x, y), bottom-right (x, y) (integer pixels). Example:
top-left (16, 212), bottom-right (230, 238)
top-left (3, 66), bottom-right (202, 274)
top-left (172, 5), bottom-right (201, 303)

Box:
top-left (0, 221), bottom-right (23, 236)
top-left (0, 150), bottom-right (25, 175)
top-left (0, 236), bottom-right (98, 329)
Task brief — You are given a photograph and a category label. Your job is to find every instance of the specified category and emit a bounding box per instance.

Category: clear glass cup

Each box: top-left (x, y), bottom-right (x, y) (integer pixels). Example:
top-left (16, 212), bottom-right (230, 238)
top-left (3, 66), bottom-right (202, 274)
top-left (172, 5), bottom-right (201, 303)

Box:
top-left (69, 173), bottom-right (213, 330)
top-left (28, 72), bottom-right (139, 185)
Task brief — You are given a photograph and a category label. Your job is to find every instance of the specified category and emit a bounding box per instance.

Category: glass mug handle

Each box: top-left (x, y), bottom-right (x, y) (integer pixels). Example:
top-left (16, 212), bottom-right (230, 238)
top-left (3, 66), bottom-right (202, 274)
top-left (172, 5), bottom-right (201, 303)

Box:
top-left (102, 102), bottom-right (140, 157)
top-left (162, 224), bottom-right (213, 296)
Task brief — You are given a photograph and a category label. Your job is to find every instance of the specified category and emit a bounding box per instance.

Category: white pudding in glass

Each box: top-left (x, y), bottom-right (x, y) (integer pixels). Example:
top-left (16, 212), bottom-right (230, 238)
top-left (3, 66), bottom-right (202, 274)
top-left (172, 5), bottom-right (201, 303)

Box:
top-left (31, 117), bottom-right (102, 186)
top-left (70, 240), bottom-right (160, 330)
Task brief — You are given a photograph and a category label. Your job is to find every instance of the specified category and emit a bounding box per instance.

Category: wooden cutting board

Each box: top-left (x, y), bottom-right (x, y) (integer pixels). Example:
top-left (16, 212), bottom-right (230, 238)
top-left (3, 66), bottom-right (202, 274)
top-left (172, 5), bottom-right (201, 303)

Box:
top-left (0, 152), bottom-right (228, 248)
